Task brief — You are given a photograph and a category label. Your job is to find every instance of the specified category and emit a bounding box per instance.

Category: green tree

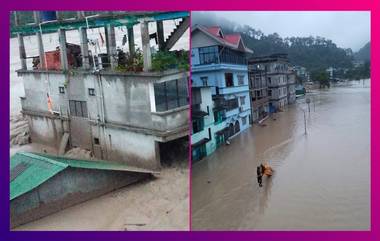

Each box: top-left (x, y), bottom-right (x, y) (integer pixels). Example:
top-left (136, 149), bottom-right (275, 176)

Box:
top-left (311, 70), bottom-right (330, 88)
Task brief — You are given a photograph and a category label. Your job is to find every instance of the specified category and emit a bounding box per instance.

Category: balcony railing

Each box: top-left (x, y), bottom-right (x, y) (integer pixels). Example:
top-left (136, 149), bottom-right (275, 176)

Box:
top-left (252, 96), bottom-right (270, 108)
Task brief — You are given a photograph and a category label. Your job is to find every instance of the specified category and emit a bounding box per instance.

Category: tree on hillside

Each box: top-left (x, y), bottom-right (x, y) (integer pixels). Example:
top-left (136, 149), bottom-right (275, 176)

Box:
top-left (311, 70), bottom-right (330, 88)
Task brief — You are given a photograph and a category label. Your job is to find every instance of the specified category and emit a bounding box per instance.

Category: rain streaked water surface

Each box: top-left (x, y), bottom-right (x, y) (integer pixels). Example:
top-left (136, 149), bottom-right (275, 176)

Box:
top-left (192, 82), bottom-right (370, 230)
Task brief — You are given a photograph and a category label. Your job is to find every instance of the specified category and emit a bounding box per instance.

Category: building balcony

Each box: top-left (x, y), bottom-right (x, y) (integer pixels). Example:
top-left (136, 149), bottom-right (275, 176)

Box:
top-left (252, 96), bottom-right (270, 109)
top-left (192, 104), bottom-right (208, 120)
top-left (213, 96), bottom-right (239, 110)
top-left (217, 85), bottom-right (249, 95)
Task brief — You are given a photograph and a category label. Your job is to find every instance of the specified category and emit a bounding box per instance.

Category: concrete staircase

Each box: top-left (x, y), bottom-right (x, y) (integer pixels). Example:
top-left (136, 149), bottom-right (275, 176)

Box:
top-left (163, 17), bottom-right (190, 50)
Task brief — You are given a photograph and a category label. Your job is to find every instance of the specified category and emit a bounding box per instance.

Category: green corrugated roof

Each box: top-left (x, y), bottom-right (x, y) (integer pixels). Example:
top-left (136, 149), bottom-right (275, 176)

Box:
top-left (10, 153), bottom-right (68, 201)
top-left (11, 11), bottom-right (189, 35)
top-left (10, 152), bottom-right (156, 201)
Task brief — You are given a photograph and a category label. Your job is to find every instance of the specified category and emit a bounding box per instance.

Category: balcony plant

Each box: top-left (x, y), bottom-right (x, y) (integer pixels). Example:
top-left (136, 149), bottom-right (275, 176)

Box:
top-left (152, 50), bottom-right (189, 72)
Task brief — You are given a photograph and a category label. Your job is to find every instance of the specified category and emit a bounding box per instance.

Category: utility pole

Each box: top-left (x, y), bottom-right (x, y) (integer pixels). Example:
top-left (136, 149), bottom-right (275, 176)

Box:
top-left (303, 109), bottom-right (307, 135)
top-left (306, 97), bottom-right (311, 113)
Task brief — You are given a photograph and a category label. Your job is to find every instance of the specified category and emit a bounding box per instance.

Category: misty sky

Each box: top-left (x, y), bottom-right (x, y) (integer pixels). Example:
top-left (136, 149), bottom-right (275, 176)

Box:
top-left (204, 11), bottom-right (370, 51)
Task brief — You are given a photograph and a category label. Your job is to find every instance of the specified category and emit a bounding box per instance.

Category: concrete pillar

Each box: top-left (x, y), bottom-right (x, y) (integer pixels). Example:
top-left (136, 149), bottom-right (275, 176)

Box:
top-left (106, 24), bottom-right (117, 69)
top-left (36, 31), bottom-right (46, 70)
top-left (79, 27), bottom-right (90, 69)
top-left (104, 26), bottom-right (109, 52)
top-left (154, 141), bottom-right (161, 170)
top-left (58, 29), bottom-right (69, 70)
top-left (127, 26), bottom-right (135, 55)
top-left (140, 21), bottom-right (152, 71)
top-left (156, 21), bottom-right (165, 50)
top-left (17, 34), bottom-right (27, 70)
top-left (56, 11), bottom-right (64, 21)
top-left (14, 12), bottom-right (21, 26)
top-left (77, 11), bottom-right (85, 19)
top-left (33, 11), bottom-right (40, 24)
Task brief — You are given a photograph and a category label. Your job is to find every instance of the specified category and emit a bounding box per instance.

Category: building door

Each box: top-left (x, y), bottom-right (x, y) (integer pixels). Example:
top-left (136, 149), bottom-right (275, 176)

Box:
top-left (192, 144), bottom-right (207, 162)
top-left (69, 100), bottom-right (92, 149)
top-left (215, 134), bottom-right (224, 148)
top-left (228, 123), bottom-right (234, 138)
top-left (234, 120), bottom-right (240, 134)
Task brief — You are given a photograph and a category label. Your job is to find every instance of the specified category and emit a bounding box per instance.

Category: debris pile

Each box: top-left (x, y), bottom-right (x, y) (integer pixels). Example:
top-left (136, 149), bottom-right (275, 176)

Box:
top-left (10, 114), bottom-right (30, 146)
top-left (65, 147), bottom-right (94, 160)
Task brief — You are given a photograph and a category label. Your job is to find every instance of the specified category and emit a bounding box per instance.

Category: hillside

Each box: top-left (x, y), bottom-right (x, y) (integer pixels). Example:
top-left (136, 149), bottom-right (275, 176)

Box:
top-left (354, 42), bottom-right (370, 62)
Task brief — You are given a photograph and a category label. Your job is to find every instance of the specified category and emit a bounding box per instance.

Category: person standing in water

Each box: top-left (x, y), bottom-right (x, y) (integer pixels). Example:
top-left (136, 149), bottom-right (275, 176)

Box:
top-left (257, 165), bottom-right (263, 187)
top-left (257, 163), bottom-right (273, 187)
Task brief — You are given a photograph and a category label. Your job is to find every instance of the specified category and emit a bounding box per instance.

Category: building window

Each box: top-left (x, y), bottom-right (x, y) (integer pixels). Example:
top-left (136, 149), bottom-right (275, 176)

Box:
top-left (219, 47), bottom-right (247, 65)
top-left (242, 116), bottom-right (247, 125)
top-left (268, 89), bottom-right (272, 97)
top-left (93, 137), bottom-right (100, 145)
top-left (69, 100), bottom-right (88, 118)
top-left (192, 119), bottom-right (204, 134)
top-left (268, 77), bottom-right (271, 84)
top-left (154, 78), bottom-right (188, 112)
top-left (225, 98), bottom-right (239, 111)
top-left (225, 73), bottom-right (234, 87)
top-left (59, 86), bottom-right (65, 94)
top-left (201, 76), bottom-right (208, 86)
top-left (237, 75), bottom-right (245, 85)
top-left (199, 46), bottom-right (219, 65)
top-left (88, 88), bottom-right (95, 96)
top-left (240, 96), bottom-right (245, 105)
top-left (214, 110), bottom-right (224, 124)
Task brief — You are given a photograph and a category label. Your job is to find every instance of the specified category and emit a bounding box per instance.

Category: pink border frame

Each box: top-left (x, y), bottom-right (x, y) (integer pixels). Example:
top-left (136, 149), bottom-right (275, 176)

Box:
top-left (0, 0), bottom-right (378, 240)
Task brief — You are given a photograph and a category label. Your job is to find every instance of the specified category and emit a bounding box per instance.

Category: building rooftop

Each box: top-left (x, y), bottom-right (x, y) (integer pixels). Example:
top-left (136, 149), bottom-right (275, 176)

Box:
top-left (11, 11), bottom-right (189, 34)
top-left (192, 24), bottom-right (253, 53)
top-left (10, 152), bottom-right (157, 201)
top-left (249, 53), bottom-right (289, 63)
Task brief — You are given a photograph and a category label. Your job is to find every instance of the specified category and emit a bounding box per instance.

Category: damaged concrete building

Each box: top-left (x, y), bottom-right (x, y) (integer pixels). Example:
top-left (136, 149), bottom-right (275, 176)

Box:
top-left (12, 11), bottom-right (190, 170)
top-left (248, 54), bottom-right (296, 111)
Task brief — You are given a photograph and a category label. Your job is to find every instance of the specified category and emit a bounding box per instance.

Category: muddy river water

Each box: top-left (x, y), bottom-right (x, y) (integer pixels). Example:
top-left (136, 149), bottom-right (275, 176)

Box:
top-left (192, 81), bottom-right (370, 230)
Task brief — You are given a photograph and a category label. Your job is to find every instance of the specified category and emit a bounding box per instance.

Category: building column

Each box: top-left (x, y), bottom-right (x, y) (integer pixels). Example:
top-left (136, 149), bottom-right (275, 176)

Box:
top-left (17, 34), bottom-right (27, 70)
top-left (156, 21), bottom-right (165, 50)
top-left (14, 12), bottom-right (21, 26)
top-left (140, 21), bottom-right (152, 71)
top-left (33, 11), bottom-right (40, 24)
top-left (77, 11), bottom-right (85, 19)
top-left (36, 31), bottom-right (46, 70)
top-left (79, 27), bottom-right (90, 69)
top-left (58, 29), bottom-right (68, 70)
top-left (56, 11), bottom-right (64, 21)
top-left (127, 26), bottom-right (135, 55)
top-left (106, 24), bottom-right (117, 69)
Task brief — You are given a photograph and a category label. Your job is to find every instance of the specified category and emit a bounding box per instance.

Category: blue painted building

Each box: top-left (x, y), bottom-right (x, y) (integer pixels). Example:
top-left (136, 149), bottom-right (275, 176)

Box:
top-left (191, 25), bottom-right (253, 161)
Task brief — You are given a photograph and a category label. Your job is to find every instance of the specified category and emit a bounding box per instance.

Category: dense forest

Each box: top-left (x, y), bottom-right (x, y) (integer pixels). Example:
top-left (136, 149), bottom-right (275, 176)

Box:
top-left (192, 12), bottom-right (370, 80)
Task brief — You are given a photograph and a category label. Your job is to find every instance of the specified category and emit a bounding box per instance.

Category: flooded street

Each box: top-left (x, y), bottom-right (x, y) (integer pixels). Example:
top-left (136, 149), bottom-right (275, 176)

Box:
top-left (192, 81), bottom-right (370, 230)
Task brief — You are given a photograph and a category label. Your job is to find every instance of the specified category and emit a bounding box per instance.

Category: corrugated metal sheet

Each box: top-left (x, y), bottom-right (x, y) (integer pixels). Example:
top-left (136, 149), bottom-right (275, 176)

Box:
top-left (10, 152), bottom-right (157, 201)
top-left (10, 153), bottom-right (68, 201)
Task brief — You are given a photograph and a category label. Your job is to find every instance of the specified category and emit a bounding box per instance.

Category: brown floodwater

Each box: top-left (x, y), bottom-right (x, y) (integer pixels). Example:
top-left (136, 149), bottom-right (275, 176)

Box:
top-left (191, 81), bottom-right (370, 230)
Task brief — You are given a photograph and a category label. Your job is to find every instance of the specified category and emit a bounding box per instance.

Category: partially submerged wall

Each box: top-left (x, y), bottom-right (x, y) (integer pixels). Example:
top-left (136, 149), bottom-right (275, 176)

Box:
top-left (10, 167), bottom-right (151, 228)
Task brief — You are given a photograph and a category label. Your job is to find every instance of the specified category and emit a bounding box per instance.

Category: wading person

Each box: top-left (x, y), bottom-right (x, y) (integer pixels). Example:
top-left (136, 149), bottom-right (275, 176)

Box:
top-left (257, 165), bottom-right (263, 187)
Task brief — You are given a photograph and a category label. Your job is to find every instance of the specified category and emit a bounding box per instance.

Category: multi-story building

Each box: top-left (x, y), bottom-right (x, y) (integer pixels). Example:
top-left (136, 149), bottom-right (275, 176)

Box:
top-left (287, 68), bottom-right (297, 104)
top-left (191, 25), bottom-right (253, 160)
top-left (294, 65), bottom-right (310, 83)
top-left (13, 11), bottom-right (190, 170)
top-left (249, 54), bottom-right (292, 111)
top-left (248, 62), bottom-right (270, 123)
top-left (192, 86), bottom-right (215, 162)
